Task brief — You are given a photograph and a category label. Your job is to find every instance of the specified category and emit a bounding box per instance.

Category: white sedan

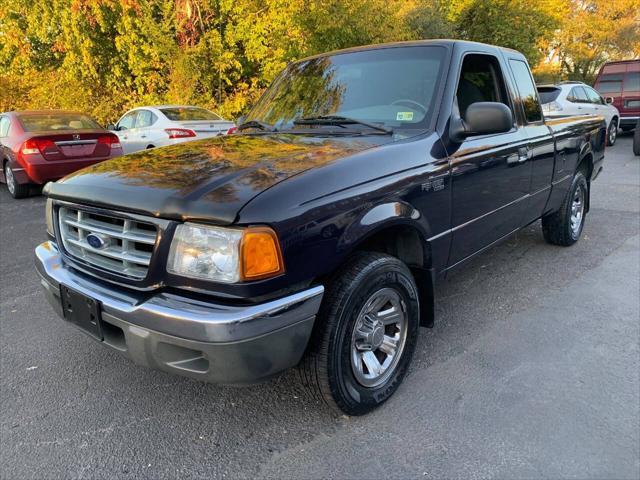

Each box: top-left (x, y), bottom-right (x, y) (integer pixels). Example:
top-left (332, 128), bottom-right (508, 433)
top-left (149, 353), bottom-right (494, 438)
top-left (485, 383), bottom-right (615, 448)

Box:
top-left (108, 105), bottom-right (235, 154)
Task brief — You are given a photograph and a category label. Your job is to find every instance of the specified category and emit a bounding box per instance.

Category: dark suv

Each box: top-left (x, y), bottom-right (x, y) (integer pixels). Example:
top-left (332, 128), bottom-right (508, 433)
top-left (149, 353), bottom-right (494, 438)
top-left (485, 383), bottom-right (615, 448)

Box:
top-left (594, 59), bottom-right (640, 132)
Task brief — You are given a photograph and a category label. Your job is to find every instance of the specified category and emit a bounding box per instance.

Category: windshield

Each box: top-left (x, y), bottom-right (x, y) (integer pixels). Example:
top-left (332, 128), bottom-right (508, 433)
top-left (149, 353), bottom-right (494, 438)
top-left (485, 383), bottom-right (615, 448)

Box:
top-left (18, 113), bottom-right (101, 132)
top-left (246, 46), bottom-right (446, 132)
top-left (160, 107), bottom-right (222, 121)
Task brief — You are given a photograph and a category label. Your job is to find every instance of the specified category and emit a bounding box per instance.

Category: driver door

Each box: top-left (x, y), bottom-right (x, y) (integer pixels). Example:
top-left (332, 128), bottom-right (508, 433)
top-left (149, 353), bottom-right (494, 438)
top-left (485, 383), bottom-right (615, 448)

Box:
top-left (447, 53), bottom-right (532, 267)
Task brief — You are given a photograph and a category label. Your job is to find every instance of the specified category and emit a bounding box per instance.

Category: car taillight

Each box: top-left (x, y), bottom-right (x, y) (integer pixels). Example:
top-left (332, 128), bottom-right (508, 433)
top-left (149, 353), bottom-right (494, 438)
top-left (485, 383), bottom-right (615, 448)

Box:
top-left (98, 134), bottom-right (122, 150)
top-left (226, 126), bottom-right (237, 135)
top-left (165, 128), bottom-right (196, 139)
top-left (21, 138), bottom-right (56, 155)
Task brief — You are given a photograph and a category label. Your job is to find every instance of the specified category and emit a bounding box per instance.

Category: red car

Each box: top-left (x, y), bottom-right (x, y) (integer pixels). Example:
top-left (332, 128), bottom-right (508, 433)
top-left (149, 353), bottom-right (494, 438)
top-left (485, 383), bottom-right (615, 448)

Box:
top-left (594, 59), bottom-right (640, 133)
top-left (0, 110), bottom-right (123, 198)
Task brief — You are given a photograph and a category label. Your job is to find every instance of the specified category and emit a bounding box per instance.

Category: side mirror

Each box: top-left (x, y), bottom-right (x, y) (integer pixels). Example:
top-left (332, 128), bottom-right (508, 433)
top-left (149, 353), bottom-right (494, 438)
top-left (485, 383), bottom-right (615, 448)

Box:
top-left (106, 124), bottom-right (117, 131)
top-left (605, 97), bottom-right (614, 104)
top-left (450, 102), bottom-right (513, 142)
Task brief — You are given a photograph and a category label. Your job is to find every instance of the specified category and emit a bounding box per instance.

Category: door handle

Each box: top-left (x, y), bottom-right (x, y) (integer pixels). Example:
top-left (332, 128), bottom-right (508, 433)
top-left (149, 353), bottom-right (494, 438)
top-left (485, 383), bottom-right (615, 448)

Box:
top-left (518, 147), bottom-right (530, 163)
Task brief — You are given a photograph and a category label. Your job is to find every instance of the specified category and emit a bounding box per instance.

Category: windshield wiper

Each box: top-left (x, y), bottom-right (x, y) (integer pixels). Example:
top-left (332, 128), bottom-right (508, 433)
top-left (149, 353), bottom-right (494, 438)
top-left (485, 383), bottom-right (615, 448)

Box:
top-left (237, 120), bottom-right (276, 132)
top-left (293, 115), bottom-right (393, 134)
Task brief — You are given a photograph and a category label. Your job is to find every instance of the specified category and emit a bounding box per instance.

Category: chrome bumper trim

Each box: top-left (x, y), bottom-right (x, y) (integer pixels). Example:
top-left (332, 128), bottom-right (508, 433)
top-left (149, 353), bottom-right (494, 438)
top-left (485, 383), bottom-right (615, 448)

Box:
top-left (35, 241), bottom-right (324, 343)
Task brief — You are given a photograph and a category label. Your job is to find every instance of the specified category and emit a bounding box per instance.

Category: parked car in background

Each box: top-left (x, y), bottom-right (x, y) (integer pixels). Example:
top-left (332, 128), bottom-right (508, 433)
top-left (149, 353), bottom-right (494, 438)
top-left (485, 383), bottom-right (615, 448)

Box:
top-left (0, 111), bottom-right (122, 199)
top-left (594, 59), bottom-right (640, 133)
top-left (108, 106), bottom-right (235, 154)
top-left (36, 40), bottom-right (606, 415)
top-left (538, 81), bottom-right (620, 146)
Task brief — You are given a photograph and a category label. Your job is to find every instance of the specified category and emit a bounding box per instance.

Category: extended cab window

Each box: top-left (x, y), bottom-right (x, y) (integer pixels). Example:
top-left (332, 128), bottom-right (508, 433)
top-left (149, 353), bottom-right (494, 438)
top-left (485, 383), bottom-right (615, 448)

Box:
top-left (456, 54), bottom-right (511, 121)
top-left (509, 59), bottom-right (542, 123)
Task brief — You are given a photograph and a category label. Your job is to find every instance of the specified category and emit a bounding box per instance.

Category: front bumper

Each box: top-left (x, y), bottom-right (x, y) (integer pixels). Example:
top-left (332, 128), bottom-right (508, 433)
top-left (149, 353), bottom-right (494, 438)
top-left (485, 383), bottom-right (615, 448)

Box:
top-left (35, 241), bottom-right (324, 384)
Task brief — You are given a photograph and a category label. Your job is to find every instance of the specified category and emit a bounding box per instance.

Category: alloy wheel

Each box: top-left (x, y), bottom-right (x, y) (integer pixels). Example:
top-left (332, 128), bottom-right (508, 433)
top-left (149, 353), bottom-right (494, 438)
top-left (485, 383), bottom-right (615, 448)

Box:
top-left (570, 185), bottom-right (585, 236)
top-left (5, 164), bottom-right (16, 196)
top-left (350, 287), bottom-right (408, 388)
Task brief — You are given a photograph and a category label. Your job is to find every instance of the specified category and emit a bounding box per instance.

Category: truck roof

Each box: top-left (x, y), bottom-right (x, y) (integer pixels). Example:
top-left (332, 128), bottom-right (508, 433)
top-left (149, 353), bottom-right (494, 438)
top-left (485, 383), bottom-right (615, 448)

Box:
top-left (296, 39), bottom-right (524, 63)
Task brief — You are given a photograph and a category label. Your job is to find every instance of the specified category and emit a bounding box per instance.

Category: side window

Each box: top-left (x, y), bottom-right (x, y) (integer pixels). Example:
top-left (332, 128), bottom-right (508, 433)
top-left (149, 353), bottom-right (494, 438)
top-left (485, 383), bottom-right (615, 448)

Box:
top-left (625, 72), bottom-right (640, 92)
top-left (0, 116), bottom-right (10, 137)
top-left (456, 54), bottom-right (511, 121)
top-left (135, 110), bottom-right (156, 128)
top-left (508, 59), bottom-right (542, 123)
top-left (585, 87), bottom-right (604, 105)
top-left (568, 87), bottom-right (589, 103)
top-left (118, 111), bottom-right (138, 130)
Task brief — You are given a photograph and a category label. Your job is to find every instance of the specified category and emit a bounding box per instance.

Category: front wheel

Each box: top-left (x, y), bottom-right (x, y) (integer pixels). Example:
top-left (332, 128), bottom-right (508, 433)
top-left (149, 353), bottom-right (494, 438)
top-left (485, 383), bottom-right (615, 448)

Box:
top-left (299, 252), bottom-right (420, 416)
top-left (542, 171), bottom-right (588, 246)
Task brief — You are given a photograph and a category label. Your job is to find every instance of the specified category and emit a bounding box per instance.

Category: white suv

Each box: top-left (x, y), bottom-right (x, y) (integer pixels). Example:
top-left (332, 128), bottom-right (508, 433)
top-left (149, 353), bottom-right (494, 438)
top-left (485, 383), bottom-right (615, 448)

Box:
top-left (109, 105), bottom-right (235, 154)
top-left (537, 82), bottom-right (620, 146)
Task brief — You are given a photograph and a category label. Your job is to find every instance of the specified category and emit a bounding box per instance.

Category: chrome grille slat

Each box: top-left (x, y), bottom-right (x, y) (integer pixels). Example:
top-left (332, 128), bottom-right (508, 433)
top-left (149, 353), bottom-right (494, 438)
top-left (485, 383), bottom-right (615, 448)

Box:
top-left (58, 206), bottom-right (158, 279)
top-left (64, 238), bottom-right (152, 265)
top-left (61, 217), bottom-right (156, 244)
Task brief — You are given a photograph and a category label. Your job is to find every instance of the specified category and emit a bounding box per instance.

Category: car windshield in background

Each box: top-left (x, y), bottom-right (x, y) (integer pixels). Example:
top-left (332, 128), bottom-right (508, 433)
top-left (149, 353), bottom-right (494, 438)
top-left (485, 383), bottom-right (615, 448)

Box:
top-left (160, 107), bottom-right (222, 121)
top-left (537, 87), bottom-right (562, 104)
top-left (18, 113), bottom-right (101, 132)
top-left (246, 46), bottom-right (446, 132)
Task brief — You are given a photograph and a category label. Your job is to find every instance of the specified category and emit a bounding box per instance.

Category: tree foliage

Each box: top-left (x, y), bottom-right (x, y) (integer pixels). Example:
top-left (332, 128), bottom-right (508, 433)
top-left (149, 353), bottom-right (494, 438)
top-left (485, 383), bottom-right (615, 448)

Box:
top-left (1, 0), bottom-right (638, 124)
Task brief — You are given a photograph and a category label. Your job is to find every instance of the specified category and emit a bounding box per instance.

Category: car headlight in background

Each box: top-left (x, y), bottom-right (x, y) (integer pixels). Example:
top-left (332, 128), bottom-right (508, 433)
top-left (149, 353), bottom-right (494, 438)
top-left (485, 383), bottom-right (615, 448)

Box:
top-left (45, 198), bottom-right (54, 236)
top-left (167, 223), bottom-right (284, 283)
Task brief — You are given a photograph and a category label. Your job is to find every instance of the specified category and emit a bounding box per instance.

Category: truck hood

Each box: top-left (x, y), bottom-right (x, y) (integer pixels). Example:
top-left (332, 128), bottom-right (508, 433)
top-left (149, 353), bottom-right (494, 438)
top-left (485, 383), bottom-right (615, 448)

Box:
top-left (46, 133), bottom-right (388, 224)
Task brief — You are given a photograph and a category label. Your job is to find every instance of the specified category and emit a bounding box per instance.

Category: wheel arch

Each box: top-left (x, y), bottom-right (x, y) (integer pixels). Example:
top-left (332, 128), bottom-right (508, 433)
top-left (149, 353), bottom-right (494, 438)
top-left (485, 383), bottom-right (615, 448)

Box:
top-left (333, 201), bottom-right (436, 327)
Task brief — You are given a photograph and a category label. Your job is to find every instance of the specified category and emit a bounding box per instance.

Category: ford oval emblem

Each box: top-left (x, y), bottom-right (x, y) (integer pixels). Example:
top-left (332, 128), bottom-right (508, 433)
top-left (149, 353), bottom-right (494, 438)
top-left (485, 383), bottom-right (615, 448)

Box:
top-left (86, 233), bottom-right (109, 249)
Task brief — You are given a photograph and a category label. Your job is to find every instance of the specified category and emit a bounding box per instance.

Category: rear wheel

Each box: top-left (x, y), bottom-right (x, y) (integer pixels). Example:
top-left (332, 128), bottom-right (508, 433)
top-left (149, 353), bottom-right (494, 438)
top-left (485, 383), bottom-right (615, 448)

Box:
top-left (4, 162), bottom-right (30, 199)
top-left (607, 118), bottom-right (617, 146)
top-left (542, 171), bottom-right (588, 246)
top-left (299, 252), bottom-right (420, 416)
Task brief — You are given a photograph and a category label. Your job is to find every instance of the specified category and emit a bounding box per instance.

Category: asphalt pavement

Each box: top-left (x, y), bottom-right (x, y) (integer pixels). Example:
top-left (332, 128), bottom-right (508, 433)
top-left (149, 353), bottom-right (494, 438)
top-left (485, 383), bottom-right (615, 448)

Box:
top-left (1, 134), bottom-right (639, 479)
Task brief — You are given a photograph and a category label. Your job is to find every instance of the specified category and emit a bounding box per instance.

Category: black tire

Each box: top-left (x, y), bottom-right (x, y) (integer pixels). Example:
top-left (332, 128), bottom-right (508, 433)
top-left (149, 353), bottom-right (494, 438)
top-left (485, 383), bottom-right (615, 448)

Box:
top-left (542, 171), bottom-right (588, 246)
top-left (606, 118), bottom-right (617, 146)
top-left (633, 121), bottom-right (640, 156)
top-left (4, 162), bottom-right (30, 199)
top-left (299, 252), bottom-right (420, 416)
top-left (620, 126), bottom-right (633, 133)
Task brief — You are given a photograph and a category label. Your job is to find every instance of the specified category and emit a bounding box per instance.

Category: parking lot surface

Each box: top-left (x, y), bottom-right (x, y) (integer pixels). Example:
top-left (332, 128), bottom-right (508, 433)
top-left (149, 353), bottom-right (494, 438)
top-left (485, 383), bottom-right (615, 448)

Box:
top-left (1, 134), bottom-right (639, 479)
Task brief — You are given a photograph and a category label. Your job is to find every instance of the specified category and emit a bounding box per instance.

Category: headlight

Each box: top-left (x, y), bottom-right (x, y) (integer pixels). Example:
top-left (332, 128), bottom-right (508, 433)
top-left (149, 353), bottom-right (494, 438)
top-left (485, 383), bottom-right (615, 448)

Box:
top-left (45, 198), bottom-right (54, 236)
top-left (167, 223), bottom-right (284, 283)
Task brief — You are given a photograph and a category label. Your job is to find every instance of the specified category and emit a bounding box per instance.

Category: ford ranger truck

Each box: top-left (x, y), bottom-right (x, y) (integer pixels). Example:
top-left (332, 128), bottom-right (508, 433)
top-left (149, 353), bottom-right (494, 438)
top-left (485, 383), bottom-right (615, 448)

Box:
top-left (35, 40), bottom-right (606, 415)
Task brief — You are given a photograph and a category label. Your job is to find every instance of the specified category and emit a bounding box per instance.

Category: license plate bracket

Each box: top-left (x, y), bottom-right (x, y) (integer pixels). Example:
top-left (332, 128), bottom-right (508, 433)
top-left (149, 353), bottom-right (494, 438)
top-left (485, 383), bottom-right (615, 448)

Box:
top-left (60, 285), bottom-right (103, 340)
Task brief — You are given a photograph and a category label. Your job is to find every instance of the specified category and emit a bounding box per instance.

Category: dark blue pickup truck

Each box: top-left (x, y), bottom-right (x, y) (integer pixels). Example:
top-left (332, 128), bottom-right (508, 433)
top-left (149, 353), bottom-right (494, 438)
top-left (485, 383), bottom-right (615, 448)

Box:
top-left (36, 40), bottom-right (605, 415)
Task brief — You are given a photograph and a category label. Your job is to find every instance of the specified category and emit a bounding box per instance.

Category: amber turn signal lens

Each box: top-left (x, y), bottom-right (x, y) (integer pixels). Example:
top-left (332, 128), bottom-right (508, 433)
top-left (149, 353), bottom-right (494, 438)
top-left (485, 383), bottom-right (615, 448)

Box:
top-left (240, 227), bottom-right (284, 280)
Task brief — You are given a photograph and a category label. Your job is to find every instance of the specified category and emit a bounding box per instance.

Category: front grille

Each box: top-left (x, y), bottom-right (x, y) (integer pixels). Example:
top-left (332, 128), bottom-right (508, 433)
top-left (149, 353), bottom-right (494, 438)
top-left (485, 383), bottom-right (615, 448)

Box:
top-left (58, 206), bottom-right (158, 279)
